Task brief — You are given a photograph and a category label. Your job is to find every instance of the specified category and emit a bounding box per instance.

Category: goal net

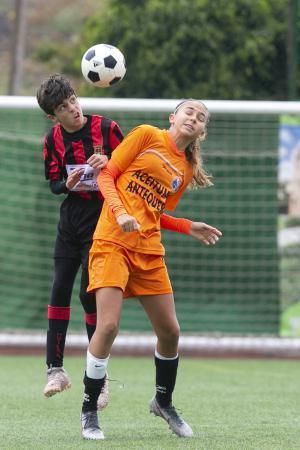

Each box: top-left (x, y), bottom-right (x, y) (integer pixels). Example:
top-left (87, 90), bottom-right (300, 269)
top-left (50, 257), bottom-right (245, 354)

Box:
top-left (0, 97), bottom-right (299, 354)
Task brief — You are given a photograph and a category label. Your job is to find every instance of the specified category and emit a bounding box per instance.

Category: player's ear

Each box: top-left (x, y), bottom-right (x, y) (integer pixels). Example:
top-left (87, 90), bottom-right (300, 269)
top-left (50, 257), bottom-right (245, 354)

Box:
top-left (47, 114), bottom-right (58, 124)
top-left (169, 113), bottom-right (175, 125)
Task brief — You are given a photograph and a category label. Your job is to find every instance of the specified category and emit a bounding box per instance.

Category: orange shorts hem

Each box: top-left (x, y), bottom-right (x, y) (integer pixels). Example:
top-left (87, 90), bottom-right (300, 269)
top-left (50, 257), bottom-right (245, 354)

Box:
top-left (88, 240), bottom-right (173, 297)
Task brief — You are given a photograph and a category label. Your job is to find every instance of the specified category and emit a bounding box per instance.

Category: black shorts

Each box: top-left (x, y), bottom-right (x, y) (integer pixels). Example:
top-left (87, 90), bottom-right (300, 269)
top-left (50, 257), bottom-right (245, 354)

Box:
top-left (54, 195), bottom-right (102, 267)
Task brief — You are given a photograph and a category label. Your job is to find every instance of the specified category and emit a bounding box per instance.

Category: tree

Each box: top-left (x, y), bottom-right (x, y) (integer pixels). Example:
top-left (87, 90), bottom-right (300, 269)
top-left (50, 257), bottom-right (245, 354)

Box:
top-left (8, 0), bottom-right (27, 95)
top-left (38, 0), bottom-right (288, 100)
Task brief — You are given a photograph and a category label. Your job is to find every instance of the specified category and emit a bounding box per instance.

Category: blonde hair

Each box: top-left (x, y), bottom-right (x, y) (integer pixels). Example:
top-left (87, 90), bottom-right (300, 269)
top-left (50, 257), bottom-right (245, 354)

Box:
top-left (185, 139), bottom-right (213, 188)
top-left (174, 99), bottom-right (213, 188)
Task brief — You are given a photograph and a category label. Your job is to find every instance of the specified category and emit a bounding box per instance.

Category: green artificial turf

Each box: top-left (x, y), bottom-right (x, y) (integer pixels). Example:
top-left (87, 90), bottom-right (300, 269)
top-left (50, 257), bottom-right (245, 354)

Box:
top-left (0, 356), bottom-right (299, 449)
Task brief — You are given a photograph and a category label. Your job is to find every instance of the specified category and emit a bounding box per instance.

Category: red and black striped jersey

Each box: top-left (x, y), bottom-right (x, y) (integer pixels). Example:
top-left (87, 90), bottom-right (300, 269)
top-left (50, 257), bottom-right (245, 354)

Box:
top-left (43, 114), bottom-right (123, 200)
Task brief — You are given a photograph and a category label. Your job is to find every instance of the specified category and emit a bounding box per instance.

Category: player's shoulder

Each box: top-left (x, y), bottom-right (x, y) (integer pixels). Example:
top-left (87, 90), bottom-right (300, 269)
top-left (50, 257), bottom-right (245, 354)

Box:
top-left (139, 124), bottom-right (159, 132)
top-left (131, 124), bottom-right (161, 137)
top-left (91, 113), bottom-right (113, 122)
top-left (45, 122), bottom-right (60, 141)
top-left (91, 114), bottom-right (119, 127)
top-left (91, 113), bottom-right (104, 120)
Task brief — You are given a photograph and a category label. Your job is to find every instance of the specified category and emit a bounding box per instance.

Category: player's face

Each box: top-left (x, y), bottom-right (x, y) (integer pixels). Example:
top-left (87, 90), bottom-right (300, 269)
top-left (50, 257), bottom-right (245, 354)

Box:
top-left (51, 95), bottom-right (86, 132)
top-left (170, 101), bottom-right (209, 140)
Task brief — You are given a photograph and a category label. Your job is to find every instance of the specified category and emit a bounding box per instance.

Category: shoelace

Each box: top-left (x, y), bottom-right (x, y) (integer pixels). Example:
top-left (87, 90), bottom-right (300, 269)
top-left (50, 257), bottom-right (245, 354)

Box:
top-left (106, 377), bottom-right (125, 390)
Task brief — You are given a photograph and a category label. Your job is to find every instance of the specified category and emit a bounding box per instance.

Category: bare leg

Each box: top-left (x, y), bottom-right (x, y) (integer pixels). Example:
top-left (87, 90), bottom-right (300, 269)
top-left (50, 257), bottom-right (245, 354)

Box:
top-left (139, 293), bottom-right (180, 357)
top-left (81, 286), bottom-right (124, 438)
top-left (89, 287), bottom-right (124, 358)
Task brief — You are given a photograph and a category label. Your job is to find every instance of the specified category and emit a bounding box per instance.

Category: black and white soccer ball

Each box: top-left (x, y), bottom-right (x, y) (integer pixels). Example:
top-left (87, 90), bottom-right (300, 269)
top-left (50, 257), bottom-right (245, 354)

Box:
top-left (81, 44), bottom-right (126, 88)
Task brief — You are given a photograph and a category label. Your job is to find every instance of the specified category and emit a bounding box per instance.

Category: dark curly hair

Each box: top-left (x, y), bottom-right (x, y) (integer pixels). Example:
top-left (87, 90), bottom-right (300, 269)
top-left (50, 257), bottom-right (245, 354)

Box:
top-left (36, 73), bottom-right (75, 115)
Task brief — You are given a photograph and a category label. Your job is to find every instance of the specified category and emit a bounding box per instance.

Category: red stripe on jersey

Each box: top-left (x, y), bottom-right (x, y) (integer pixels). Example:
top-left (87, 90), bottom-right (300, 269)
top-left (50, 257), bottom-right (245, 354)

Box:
top-left (53, 125), bottom-right (67, 167)
top-left (90, 116), bottom-right (104, 153)
top-left (48, 305), bottom-right (71, 320)
top-left (44, 126), bottom-right (65, 180)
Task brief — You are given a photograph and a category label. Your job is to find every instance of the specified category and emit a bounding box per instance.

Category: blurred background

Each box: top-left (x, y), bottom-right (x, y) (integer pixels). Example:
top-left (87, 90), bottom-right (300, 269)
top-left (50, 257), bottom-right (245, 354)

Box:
top-left (0, 0), bottom-right (297, 99)
top-left (1, 0), bottom-right (300, 345)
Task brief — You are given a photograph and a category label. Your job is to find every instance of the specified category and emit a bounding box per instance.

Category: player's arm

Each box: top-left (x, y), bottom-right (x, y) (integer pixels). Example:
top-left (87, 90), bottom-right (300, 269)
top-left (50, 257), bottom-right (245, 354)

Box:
top-left (43, 137), bottom-right (67, 195)
top-left (98, 160), bottom-right (140, 232)
top-left (49, 179), bottom-right (69, 195)
top-left (49, 168), bottom-right (84, 194)
top-left (98, 125), bottom-right (153, 232)
top-left (43, 133), bottom-right (84, 195)
top-left (160, 214), bottom-right (222, 245)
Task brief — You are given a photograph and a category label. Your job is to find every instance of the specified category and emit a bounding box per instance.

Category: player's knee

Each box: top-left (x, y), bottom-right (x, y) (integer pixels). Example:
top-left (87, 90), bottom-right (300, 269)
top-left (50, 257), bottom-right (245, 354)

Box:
top-left (169, 324), bottom-right (180, 344)
top-left (159, 323), bottom-right (180, 346)
top-left (101, 320), bottom-right (119, 340)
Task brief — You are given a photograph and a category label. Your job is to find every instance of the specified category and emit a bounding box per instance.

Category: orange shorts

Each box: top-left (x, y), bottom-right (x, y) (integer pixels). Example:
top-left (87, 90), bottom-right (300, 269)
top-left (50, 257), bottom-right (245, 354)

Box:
top-left (88, 240), bottom-right (173, 298)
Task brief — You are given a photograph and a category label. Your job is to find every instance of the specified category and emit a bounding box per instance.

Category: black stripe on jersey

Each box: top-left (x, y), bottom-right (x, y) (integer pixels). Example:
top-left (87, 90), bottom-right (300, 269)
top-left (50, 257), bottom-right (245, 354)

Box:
top-left (45, 129), bottom-right (64, 180)
top-left (62, 132), bottom-right (77, 165)
top-left (82, 120), bottom-right (93, 162)
top-left (101, 117), bottom-right (114, 159)
top-left (113, 123), bottom-right (123, 145)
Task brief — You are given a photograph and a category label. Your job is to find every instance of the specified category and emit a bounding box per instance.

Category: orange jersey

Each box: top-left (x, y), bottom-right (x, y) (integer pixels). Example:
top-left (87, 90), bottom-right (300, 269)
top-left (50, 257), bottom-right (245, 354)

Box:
top-left (94, 124), bottom-right (193, 255)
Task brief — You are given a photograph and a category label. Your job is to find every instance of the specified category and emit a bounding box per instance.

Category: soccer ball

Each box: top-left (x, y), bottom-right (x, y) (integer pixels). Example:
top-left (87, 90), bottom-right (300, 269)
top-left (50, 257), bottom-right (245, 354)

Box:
top-left (81, 44), bottom-right (126, 88)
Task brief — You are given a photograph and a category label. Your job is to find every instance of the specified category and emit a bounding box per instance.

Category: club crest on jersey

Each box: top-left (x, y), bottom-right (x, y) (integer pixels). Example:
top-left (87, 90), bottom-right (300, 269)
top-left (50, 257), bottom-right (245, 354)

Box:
top-left (171, 177), bottom-right (182, 192)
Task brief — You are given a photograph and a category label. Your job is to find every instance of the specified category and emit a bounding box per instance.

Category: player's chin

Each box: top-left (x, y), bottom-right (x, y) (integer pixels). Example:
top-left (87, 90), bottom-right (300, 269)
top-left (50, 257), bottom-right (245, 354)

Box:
top-left (74, 116), bottom-right (85, 126)
top-left (182, 125), bottom-right (197, 137)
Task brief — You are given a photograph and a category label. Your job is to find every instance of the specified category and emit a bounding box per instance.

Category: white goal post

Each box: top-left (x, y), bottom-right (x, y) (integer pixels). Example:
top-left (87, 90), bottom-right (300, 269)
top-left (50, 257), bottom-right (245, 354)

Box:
top-left (1, 95), bottom-right (300, 114)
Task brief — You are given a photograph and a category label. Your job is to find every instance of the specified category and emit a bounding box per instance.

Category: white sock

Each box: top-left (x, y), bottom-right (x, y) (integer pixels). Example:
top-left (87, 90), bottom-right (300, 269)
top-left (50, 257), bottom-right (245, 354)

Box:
top-left (86, 350), bottom-right (109, 379)
top-left (155, 349), bottom-right (178, 360)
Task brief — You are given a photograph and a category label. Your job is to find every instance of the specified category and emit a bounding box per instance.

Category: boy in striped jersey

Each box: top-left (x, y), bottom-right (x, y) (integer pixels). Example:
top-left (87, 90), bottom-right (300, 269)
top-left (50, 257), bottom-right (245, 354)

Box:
top-left (37, 74), bottom-right (123, 407)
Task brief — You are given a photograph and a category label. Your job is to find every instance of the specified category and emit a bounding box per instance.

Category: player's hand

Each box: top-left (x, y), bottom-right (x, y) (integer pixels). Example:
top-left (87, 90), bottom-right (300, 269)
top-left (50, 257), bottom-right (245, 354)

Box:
top-left (87, 154), bottom-right (108, 170)
top-left (65, 168), bottom-right (84, 190)
top-left (189, 222), bottom-right (222, 245)
top-left (116, 214), bottom-right (140, 232)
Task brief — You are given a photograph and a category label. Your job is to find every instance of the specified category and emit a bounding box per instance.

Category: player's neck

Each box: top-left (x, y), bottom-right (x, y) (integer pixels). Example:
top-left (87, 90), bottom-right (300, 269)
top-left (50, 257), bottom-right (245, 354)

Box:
top-left (167, 129), bottom-right (190, 152)
top-left (61, 116), bottom-right (87, 133)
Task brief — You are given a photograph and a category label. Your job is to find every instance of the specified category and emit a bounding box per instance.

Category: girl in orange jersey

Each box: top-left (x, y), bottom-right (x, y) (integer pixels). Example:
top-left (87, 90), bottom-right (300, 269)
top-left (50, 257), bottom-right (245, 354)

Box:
top-left (80, 99), bottom-right (222, 440)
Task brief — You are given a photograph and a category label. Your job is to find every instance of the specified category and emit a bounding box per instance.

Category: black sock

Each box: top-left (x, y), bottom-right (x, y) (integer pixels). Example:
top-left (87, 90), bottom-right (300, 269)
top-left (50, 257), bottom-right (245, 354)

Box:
top-left (155, 355), bottom-right (179, 407)
top-left (46, 320), bottom-right (69, 368)
top-left (82, 373), bottom-right (105, 412)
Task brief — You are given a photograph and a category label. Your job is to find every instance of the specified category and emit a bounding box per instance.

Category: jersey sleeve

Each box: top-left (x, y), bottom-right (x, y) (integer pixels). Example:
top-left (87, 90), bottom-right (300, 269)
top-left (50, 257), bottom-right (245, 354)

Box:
top-left (110, 125), bottom-right (154, 172)
top-left (98, 160), bottom-right (127, 217)
top-left (43, 134), bottom-right (62, 181)
top-left (99, 125), bottom-right (156, 217)
top-left (160, 213), bottom-right (192, 234)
